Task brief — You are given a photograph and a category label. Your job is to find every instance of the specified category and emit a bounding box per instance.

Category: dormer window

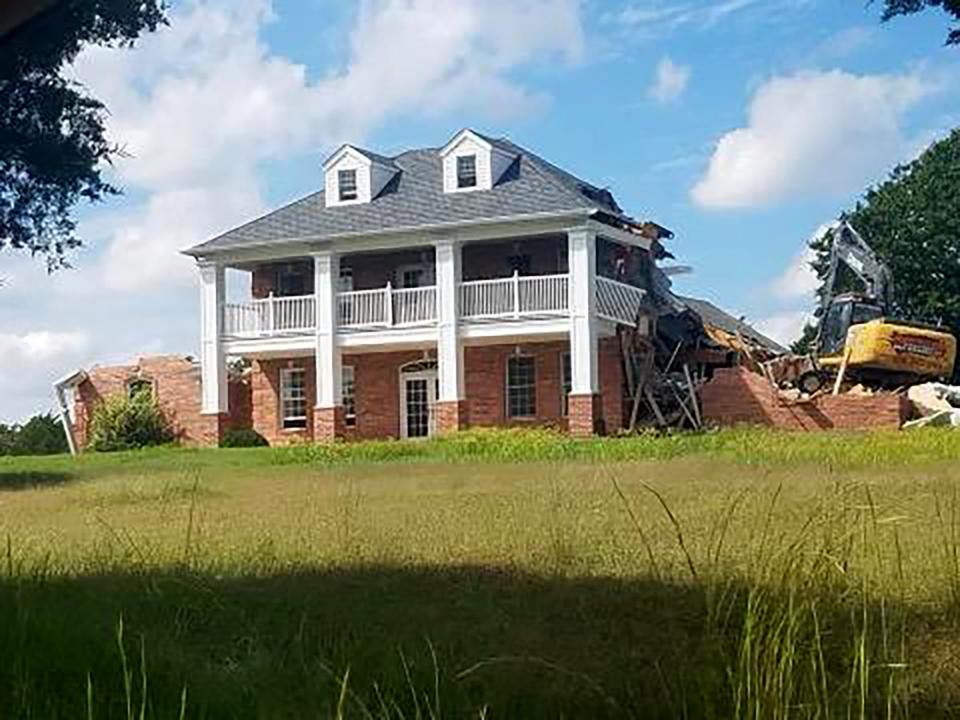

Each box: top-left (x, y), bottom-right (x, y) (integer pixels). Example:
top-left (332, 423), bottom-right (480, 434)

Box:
top-left (338, 169), bottom-right (358, 202)
top-left (456, 155), bottom-right (477, 189)
top-left (440, 129), bottom-right (516, 194)
top-left (323, 144), bottom-right (399, 208)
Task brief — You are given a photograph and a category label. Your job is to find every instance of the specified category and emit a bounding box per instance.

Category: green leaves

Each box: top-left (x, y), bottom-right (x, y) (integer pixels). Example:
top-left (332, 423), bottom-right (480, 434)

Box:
top-left (0, 0), bottom-right (166, 269)
top-left (875, 0), bottom-right (960, 45)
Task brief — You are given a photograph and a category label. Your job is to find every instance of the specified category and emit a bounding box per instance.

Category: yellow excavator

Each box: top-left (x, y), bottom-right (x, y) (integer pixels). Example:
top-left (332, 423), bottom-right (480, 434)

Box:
top-left (798, 222), bottom-right (957, 394)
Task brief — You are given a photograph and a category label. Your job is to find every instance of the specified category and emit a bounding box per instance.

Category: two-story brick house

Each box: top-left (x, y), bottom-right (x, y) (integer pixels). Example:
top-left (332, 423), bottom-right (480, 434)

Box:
top-left (184, 130), bottom-right (675, 444)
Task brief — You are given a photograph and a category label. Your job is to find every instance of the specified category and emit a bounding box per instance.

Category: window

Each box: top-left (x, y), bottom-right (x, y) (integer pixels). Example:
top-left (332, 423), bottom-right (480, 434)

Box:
top-left (456, 154), bottom-right (477, 189)
top-left (342, 365), bottom-right (356, 428)
top-left (506, 355), bottom-right (536, 418)
top-left (338, 169), bottom-right (358, 201)
top-left (276, 265), bottom-right (308, 296)
top-left (127, 378), bottom-right (152, 402)
top-left (560, 353), bottom-right (572, 417)
top-left (280, 367), bottom-right (307, 430)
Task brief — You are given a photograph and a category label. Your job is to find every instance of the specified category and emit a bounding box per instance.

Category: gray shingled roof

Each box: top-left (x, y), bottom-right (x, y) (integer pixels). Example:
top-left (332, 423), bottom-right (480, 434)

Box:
top-left (679, 295), bottom-right (786, 354)
top-left (186, 135), bottom-right (630, 256)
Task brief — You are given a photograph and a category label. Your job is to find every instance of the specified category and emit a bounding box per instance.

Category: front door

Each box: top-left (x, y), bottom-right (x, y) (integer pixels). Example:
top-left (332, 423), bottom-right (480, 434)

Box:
top-left (401, 370), bottom-right (438, 439)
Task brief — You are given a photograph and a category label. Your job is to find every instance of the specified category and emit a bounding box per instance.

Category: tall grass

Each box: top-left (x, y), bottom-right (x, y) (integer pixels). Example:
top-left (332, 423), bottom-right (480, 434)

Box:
top-left (1, 429), bottom-right (959, 716)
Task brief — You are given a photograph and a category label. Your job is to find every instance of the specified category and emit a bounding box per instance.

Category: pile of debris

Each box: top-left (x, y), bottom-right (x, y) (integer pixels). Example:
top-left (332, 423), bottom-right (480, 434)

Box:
top-left (904, 383), bottom-right (960, 429)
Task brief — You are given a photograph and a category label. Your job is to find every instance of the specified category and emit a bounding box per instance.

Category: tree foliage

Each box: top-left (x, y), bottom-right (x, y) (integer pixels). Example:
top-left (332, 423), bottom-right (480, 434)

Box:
top-left (0, 0), bottom-right (166, 269)
top-left (0, 413), bottom-right (69, 456)
top-left (875, 0), bottom-right (960, 44)
top-left (799, 129), bottom-right (960, 351)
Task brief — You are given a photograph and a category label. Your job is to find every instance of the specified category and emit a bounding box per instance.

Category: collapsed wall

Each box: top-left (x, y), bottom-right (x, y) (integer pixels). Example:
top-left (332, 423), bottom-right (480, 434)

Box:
top-left (701, 367), bottom-right (909, 431)
top-left (70, 355), bottom-right (251, 449)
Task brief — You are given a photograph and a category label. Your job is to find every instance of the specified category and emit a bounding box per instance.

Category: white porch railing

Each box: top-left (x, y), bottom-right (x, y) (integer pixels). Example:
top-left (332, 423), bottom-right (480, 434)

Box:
top-left (221, 274), bottom-right (644, 338)
top-left (338, 284), bottom-right (437, 328)
top-left (596, 276), bottom-right (646, 326)
top-left (223, 295), bottom-right (316, 336)
top-left (460, 272), bottom-right (569, 320)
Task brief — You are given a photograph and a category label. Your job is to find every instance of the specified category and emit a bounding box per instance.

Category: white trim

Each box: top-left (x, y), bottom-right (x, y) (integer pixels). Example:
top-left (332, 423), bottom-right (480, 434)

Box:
top-left (185, 210), bottom-right (593, 263)
top-left (399, 366), bottom-right (438, 439)
top-left (279, 366), bottom-right (308, 430)
top-left (568, 227), bottom-right (599, 395)
top-left (435, 238), bottom-right (463, 403)
top-left (199, 260), bottom-right (227, 415)
top-left (313, 250), bottom-right (341, 409)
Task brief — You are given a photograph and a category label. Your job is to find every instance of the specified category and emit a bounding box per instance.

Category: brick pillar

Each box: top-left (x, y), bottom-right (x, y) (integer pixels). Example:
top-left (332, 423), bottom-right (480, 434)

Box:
top-left (314, 406), bottom-right (346, 442)
top-left (197, 412), bottom-right (229, 447)
top-left (436, 400), bottom-right (468, 434)
top-left (568, 393), bottom-right (602, 437)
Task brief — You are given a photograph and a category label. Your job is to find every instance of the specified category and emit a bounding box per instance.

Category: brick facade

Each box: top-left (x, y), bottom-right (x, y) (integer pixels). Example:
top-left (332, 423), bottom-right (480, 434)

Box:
top-left (701, 366), bottom-right (909, 431)
top-left (246, 338), bottom-right (625, 444)
top-left (71, 355), bottom-right (252, 449)
top-left (568, 393), bottom-right (602, 436)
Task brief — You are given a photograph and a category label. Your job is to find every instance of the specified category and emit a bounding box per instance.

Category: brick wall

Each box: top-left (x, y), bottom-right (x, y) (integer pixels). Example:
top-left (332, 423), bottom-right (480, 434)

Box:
top-left (247, 338), bottom-right (625, 443)
top-left (72, 355), bottom-right (252, 449)
top-left (701, 367), bottom-right (909, 431)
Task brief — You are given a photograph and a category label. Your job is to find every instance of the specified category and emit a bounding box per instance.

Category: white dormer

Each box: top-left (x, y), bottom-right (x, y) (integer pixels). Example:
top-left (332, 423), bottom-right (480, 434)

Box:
top-left (440, 129), bottom-right (516, 194)
top-left (323, 145), bottom-right (397, 208)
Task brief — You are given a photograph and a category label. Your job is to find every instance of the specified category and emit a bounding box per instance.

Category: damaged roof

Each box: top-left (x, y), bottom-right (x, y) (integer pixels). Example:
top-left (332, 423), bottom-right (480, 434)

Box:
top-left (679, 295), bottom-right (786, 354)
top-left (186, 135), bottom-right (655, 256)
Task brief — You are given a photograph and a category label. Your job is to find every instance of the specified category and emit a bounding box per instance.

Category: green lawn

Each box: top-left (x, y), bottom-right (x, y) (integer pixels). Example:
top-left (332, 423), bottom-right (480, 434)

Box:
top-left (2, 428), bottom-right (960, 718)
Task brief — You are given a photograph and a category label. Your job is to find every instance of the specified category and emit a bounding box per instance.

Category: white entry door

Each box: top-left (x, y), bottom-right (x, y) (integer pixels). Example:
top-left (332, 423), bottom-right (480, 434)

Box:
top-left (401, 370), bottom-right (438, 439)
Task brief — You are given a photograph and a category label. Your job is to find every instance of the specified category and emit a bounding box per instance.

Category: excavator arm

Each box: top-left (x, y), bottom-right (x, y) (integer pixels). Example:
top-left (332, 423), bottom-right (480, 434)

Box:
top-left (820, 221), bottom-right (896, 315)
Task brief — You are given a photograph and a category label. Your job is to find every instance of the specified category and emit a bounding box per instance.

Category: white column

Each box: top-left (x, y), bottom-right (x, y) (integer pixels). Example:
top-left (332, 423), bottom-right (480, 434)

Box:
top-left (199, 260), bottom-right (227, 414)
top-left (568, 227), bottom-right (599, 394)
top-left (435, 238), bottom-right (464, 402)
top-left (313, 250), bottom-right (341, 408)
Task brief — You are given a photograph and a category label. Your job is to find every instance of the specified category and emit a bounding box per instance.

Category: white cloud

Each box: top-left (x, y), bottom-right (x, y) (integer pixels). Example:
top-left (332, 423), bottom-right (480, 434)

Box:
top-left (0, 331), bottom-right (91, 422)
top-left (649, 56), bottom-right (690, 104)
top-left (692, 69), bottom-right (937, 209)
top-left (768, 223), bottom-right (835, 301)
top-left (611, 0), bottom-right (809, 34)
top-left (754, 310), bottom-right (812, 347)
top-left (0, 0), bottom-right (585, 422)
top-left (69, 0), bottom-right (584, 291)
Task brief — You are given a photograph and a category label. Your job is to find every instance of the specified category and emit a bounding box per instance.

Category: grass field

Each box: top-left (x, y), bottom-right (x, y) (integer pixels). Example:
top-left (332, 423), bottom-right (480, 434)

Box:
top-left (2, 428), bottom-right (960, 718)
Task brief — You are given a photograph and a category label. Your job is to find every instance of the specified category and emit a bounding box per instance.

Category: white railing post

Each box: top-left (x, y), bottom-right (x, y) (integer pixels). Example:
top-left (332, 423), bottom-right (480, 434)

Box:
top-left (266, 292), bottom-right (275, 334)
top-left (512, 269), bottom-right (520, 318)
top-left (385, 282), bottom-right (394, 326)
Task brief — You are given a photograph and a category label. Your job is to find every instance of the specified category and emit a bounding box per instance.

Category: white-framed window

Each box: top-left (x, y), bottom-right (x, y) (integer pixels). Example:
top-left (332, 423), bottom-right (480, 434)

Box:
top-left (560, 352), bottom-right (572, 417)
top-left (280, 367), bottom-right (307, 430)
top-left (506, 355), bottom-right (537, 419)
top-left (342, 365), bottom-right (356, 428)
top-left (456, 154), bottom-right (477, 189)
top-left (338, 169), bottom-right (358, 202)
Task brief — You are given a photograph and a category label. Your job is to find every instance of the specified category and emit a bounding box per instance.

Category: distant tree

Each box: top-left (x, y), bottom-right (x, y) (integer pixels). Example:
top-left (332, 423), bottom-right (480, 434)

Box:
top-left (873, 0), bottom-right (960, 45)
top-left (0, 0), bottom-right (166, 269)
top-left (799, 129), bottom-right (960, 360)
top-left (0, 413), bottom-right (69, 456)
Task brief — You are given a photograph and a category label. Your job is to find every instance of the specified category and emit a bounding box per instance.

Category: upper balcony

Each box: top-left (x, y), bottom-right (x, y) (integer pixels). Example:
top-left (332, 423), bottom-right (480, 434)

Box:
top-left (223, 273), bottom-right (645, 338)
top-left (219, 233), bottom-right (653, 348)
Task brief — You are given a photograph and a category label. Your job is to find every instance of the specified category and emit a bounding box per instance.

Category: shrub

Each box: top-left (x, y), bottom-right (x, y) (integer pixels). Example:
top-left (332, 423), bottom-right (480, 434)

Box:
top-left (220, 428), bottom-right (269, 448)
top-left (87, 394), bottom-right (175, 452)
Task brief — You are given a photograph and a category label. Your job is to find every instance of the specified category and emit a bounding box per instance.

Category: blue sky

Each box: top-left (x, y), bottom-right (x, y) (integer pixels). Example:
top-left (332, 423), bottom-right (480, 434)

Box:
top-left (1, 0), bottom-right (958, 422)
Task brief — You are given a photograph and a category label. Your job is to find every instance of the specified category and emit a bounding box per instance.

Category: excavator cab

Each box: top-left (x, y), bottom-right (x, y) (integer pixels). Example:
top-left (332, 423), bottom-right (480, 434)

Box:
top-left (816, 293), bottom-right (884, 358)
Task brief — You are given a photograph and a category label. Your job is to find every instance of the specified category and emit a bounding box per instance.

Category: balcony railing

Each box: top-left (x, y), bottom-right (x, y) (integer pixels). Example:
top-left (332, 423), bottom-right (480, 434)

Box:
top-left (596, 276), bottom-right (646, 326)
top-left (224, 295), bottom-right (315, 336)
top-left (221, 273), bottom-right (644, 338)
top-left (460, 272), bottom-right (568, 320)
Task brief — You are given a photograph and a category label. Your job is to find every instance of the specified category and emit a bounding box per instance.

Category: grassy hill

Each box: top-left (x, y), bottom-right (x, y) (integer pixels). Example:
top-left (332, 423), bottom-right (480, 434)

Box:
top-left (1, 428), bottom-right (959, 717)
